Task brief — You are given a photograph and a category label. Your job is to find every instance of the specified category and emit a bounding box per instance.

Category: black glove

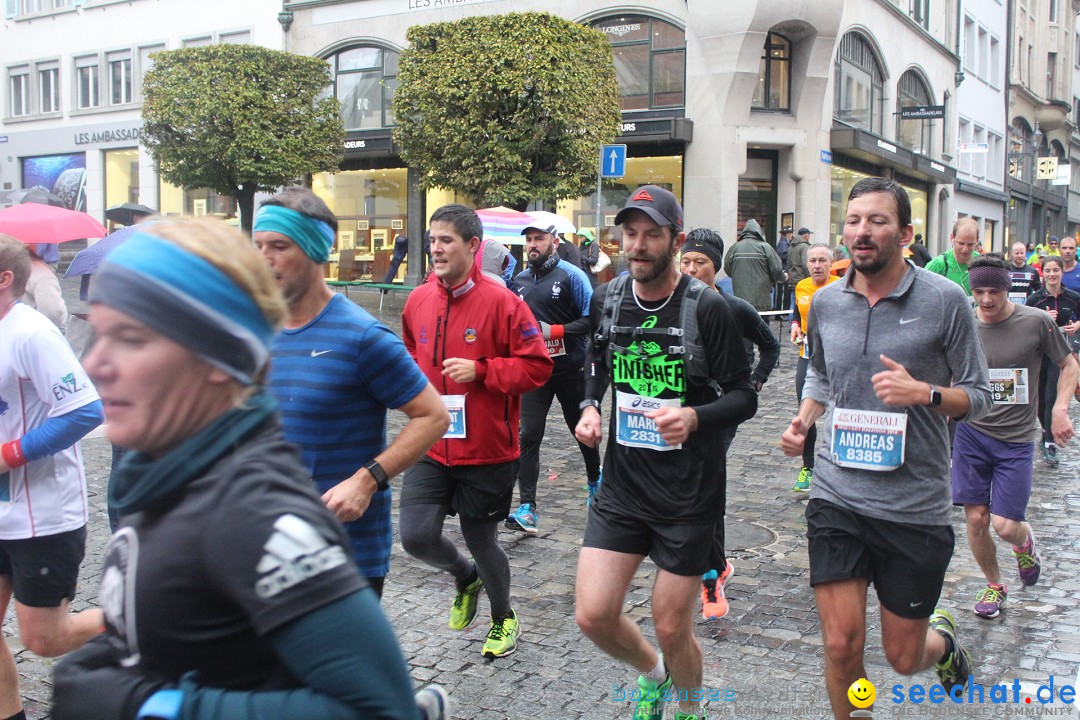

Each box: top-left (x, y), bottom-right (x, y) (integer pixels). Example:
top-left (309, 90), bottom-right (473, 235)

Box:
top-left (53, 636), bottom-right (173, 720)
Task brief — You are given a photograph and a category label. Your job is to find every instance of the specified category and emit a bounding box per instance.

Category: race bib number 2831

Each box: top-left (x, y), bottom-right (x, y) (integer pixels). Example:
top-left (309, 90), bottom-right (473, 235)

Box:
top-left (615, 391), bottom-right (681, 451)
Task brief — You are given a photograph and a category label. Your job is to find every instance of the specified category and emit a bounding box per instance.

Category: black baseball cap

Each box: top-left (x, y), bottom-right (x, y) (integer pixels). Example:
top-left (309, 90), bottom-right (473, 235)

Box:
top-left (614, 185), bottom-right (683, 231)
top-left (798, 227), bottom-right (812, 236)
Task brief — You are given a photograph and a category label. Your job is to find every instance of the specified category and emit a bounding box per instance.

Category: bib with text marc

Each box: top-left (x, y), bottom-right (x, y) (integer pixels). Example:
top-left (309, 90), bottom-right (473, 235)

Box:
top-left (988, 368), bottom-right (1029, 405)
top-left (830, 407), bottom-right (907, 471)
top-left (441, 395), bottom-right (467, 438)
top-left (615, 391), bottom-right (681, 451)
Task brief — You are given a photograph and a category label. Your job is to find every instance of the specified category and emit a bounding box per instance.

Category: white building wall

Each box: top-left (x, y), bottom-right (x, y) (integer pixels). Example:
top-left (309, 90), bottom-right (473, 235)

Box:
top-left (0, 0), bottom-right (282, 221)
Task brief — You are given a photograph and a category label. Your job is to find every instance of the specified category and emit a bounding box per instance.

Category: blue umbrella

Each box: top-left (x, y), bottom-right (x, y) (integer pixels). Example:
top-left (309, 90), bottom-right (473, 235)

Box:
top-left (64, 225), bottom-right (142, 279)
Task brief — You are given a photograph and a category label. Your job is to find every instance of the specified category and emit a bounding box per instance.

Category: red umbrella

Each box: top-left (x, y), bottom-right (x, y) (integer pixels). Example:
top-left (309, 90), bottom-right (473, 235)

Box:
top-left (0, 203), bottom-right (107, 245)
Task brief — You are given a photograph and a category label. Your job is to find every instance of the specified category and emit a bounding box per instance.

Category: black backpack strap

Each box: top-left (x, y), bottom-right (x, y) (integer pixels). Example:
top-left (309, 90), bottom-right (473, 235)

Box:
top-left (595, 274), bottom-right (630, 368)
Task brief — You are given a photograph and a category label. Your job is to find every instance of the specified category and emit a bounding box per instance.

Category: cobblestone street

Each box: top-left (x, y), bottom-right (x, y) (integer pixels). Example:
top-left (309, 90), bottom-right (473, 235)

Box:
top-left (7, 284), bottom-right (1080, 719)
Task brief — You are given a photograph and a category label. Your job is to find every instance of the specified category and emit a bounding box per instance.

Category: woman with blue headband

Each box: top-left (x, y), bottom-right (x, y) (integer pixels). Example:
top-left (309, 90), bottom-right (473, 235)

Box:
top-left (51, 218), bottom-right (445, 720)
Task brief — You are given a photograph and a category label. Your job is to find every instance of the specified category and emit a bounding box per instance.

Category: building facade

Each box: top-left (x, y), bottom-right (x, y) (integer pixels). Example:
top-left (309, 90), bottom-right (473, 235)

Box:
top-left (955, 0), bottom-right (1010, 250)
top-left (1, 0), bottom-right (281, 225)
top-left (1005, 0), bottom-right (1080, 249)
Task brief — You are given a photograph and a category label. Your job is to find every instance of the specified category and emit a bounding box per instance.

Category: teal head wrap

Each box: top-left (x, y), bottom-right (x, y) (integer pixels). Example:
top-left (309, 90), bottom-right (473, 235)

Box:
top-left (253, 205), bottom-right (335, 263)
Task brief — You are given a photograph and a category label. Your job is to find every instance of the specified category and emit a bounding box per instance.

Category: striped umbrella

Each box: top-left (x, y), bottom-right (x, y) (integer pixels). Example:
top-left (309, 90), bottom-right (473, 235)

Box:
top-left (476, 206), bottom-right (532, 245)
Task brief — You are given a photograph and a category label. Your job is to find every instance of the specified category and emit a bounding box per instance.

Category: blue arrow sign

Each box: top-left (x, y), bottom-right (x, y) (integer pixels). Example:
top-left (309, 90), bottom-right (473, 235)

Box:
top-left (601, 144), bottom-right (627, 178)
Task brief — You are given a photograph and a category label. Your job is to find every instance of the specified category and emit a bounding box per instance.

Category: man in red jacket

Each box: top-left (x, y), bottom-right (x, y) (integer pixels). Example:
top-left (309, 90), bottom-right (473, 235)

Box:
top-left (399, 204), bottom-right (552, 659)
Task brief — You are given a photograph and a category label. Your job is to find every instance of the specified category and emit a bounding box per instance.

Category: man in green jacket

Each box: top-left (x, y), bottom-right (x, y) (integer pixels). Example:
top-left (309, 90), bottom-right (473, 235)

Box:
top-left (925, 217), bottom-right (979, 295)
top-left (723, 218), bottom-right (786, 311)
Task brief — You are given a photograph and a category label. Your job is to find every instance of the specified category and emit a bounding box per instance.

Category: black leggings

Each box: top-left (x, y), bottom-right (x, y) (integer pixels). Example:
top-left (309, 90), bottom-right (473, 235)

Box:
top-left (1038, 356), bottom-right (1060, 444)
top-left (516, 376), bottom-right (602, 507)
top-left (795, 357), bottom-right (817, 468)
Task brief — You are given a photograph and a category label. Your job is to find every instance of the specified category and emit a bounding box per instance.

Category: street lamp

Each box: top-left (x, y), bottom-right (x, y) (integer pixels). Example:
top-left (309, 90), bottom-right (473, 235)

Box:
top-left (1008, 120), bottom-right (1048, 247)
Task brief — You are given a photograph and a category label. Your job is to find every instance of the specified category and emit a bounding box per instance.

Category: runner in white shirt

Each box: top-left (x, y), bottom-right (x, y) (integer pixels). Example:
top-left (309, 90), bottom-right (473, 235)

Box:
top-left (0, 235), bottom-right (104, 720)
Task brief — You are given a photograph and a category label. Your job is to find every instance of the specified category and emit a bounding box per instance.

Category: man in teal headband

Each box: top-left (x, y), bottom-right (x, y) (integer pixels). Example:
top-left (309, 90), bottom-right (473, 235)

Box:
top-left (255, 187), bottom-right (448, 599)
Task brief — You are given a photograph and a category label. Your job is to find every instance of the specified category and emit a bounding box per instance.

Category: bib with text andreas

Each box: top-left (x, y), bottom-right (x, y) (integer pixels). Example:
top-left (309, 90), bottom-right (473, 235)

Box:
top-left (830, 407), bottom-right (907, 471)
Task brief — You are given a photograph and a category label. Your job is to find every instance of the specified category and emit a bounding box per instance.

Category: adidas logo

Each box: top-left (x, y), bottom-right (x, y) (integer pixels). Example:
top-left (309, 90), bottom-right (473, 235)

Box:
top-left (633, 189), bottom-right (654, 202)
top-left (255, 514), bottom-right (347, 598)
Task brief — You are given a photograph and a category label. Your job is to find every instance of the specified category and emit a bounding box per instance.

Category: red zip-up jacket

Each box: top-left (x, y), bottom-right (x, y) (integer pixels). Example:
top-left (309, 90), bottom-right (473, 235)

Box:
top-left (402, 259), bottom-right (552, 466)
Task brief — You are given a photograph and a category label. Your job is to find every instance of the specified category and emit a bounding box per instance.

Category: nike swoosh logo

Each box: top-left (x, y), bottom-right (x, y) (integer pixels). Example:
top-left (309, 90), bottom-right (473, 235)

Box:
top-left (909, 600), bottom-right (923, 607)
top-left (899, 317), bottom-right (919, 325)
top-left (310, 350), bottom-right (332, 357)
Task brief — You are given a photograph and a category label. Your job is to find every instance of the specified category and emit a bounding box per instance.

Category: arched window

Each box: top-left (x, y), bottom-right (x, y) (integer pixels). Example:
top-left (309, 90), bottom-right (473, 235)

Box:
top-left (591, 15), bottom-right (685, 110)
top-left (753, 32), bottom-right (791, 111)
top-left (896, 70), bottom-right (934, 153)
top-left (834, 32), bottom-right (884, 134)
top-left (324, 45), bottom-right (399, 131)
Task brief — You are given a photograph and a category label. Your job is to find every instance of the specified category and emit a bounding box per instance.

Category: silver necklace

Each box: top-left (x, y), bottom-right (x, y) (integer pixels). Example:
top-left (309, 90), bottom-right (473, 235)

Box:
top-left (632, 281), bottom-right (675, 312)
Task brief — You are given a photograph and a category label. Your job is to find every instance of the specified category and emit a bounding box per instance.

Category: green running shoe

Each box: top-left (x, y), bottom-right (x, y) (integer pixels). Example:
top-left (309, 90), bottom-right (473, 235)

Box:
top-left (673, 713), bottom-right (706, 720)
top-left (931, 608), bottom-right (973, 694)
top-left (481, 610), bottom-right (519, 658)
top-left (633, 673), bottom-right (672, 720)
top-left (793, 467), bottom-right (812, 493)
top-left (448, 574), bottom-right (484, 631)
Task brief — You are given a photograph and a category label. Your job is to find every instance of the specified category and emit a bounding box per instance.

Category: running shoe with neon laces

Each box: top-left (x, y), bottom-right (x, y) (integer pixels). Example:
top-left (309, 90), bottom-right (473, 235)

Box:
top-left (505, 503), bottom-right (538, 534)
top-left (448, 574), bottom-right (484, 630)
top-left (1013, 528), bottom-right (1041, 586)
top-left (633, 673), bottom-right (673, 720)
top-left (931, 608), bottom-right (973, 693)
top-left (973, 583), bottom-right (1008, 619)
top-left (415, 685), bottom-right (450, 720)
top-left (793, 467), bottom-right (812, 493)
top-left (673, 713), bottom-right (706, 720)
top-left (481, 610), bottom-right (519, 658)
top-left (701, 561), bottom-right (735, 620)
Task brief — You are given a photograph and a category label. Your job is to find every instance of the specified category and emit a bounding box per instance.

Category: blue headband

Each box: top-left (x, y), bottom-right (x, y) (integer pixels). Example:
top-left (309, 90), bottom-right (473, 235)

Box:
top-left (253, 205), bottom-right (335, 263)
top-left (90, 233), bottom-right (275, 385)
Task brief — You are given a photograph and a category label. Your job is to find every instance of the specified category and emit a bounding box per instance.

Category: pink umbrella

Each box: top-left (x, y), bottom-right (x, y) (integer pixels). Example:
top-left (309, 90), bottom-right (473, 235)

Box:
top-left (0, 203), bottom-right (107, 245)
top-left (475, 206), bottom-right (532, 242)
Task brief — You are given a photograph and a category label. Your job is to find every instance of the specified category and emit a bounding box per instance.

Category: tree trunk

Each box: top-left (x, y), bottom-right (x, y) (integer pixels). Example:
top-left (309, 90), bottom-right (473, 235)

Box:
top-left (236, 184), bottom-right (257, 235)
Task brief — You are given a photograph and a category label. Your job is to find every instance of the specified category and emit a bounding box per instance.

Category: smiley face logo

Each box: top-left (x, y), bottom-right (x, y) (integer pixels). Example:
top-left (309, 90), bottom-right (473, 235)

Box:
top-left (847, 678), bottom-right (876, 709)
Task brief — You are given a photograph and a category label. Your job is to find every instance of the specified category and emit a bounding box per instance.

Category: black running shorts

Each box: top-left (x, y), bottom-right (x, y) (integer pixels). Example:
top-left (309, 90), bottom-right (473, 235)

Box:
top-left (806, 499), bottom-right (953, 619)
top-left (583, 501), bottom-right (714, 577)
top-left (401, 457), bottom-right (514, 523)
top-left (0, 525), bottom-right (87, 608)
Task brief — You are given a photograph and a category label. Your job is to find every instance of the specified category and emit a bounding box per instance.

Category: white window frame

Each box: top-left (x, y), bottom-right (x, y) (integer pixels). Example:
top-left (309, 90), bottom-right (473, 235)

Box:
top-left (37, 62), bottom-right (59, 113)
top-left (75, 54), bottom-right (100, 110)
top-left (107, 50), bottom-right (132, 105)
top-left (9, 67), bottom-right (30, 117)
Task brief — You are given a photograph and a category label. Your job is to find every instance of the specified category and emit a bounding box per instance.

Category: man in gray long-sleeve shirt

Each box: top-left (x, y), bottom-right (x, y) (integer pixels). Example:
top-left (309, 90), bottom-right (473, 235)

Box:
top-left (781, 177), bottom-right (991, 720)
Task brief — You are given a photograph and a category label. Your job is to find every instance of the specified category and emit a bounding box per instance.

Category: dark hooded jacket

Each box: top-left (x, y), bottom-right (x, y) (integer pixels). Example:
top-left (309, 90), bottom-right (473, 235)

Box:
top-left (722, 219), bottom-right (785, 311)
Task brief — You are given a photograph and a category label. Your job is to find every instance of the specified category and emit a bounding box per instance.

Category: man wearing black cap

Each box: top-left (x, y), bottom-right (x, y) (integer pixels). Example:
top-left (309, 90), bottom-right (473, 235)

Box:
top-left (680, 227), bottom-right (780, 622)
top-left (574, 186), bottom-right (757, 720)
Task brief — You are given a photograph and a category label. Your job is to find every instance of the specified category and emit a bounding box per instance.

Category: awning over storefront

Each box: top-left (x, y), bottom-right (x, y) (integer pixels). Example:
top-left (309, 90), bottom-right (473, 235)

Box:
top-left (616, 116), bottom-right (693, 144)
top-left (342, 130), bottom-right (397, 159)
top-left (830, 125), bottom-right (956, 185)
top-left (956, 178), bottom-right (1009, 203)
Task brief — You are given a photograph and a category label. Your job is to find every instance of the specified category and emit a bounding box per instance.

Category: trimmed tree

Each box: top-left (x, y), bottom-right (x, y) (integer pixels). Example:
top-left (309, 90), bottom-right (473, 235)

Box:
top-left (141, 44), bottom-right (344, 232)
top-left (394, 12), bottom-right (621, 209)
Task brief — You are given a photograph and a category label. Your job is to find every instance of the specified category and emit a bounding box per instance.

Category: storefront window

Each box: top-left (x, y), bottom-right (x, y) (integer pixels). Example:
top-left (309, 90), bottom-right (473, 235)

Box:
top-left (829, 166), bottom-right (927, 248)
top-left (159, 181), bottom-right (236, 220)
top-left (591, 15), bottom-right (685, 111)
top-left (834, 32), bottom-right (884, 134)
top-left (560, 154), bottom-right (683, 274)
top-left (324, 45), bottom-right (399, 131)
top-left (103, 148), bottom-right (139, 224)
top-left (897, 71), bottom-right (934, 154)
top-left (314, 167), bottom-right (409, 280)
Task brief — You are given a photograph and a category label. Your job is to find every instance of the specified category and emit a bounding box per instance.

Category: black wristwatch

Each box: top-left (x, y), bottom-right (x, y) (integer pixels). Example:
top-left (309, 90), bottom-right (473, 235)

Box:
top-left (365, 460), bottom-right (390, 492)
top-left (579, 399), bottom-right (602, 413)
top-left (929, 385), bottom-right (943, 407)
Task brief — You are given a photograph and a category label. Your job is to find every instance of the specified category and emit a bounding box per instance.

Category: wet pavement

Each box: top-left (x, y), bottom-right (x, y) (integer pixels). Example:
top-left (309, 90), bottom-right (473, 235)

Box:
top-left (7, 280), bottom-right (1080, 719)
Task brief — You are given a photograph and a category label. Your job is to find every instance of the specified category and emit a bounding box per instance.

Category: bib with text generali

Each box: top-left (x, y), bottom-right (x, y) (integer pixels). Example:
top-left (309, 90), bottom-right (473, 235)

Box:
top-left (830, 407), bottom-right (907, 471)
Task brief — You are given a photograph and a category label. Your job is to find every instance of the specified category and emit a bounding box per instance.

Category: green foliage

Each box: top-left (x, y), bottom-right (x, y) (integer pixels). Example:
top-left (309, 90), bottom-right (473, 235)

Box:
top-left (141, 44), bottom-right (344, 231)
top-left (394, 12), bottom-right (621, 208)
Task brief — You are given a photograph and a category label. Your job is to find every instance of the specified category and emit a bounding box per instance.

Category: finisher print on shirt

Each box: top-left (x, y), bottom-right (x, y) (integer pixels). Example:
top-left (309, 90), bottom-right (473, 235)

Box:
top-left (612, 314), bottom-right (686, 451)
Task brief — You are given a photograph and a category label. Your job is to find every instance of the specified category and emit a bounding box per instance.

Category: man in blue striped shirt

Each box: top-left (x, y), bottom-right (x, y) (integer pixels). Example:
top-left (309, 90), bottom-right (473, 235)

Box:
top-left (255, 187), bottom-right (449, 599)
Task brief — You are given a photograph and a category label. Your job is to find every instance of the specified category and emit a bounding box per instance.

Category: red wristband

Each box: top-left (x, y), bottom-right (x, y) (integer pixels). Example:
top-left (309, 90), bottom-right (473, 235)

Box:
top-left (551, 324), bottom-right (565, 340)
top-left (1, 440), bottom-right (26, 469)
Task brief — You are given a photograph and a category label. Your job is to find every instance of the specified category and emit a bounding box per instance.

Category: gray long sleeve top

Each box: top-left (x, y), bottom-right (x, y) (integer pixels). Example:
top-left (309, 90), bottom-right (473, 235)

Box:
top-left (802, 262), bottom-right (992, 525)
